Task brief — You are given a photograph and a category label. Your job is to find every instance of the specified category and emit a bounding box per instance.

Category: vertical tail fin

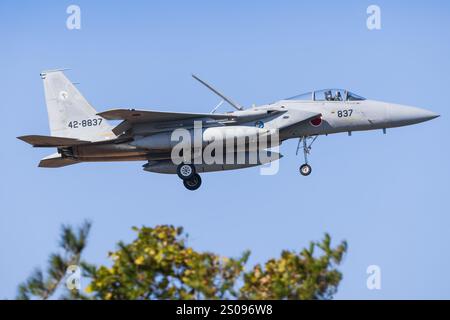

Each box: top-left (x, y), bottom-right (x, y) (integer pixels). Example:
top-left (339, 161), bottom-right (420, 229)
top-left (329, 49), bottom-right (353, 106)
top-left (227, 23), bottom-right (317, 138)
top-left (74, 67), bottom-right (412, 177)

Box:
top-left (41, 70), bottom-right (115, 141)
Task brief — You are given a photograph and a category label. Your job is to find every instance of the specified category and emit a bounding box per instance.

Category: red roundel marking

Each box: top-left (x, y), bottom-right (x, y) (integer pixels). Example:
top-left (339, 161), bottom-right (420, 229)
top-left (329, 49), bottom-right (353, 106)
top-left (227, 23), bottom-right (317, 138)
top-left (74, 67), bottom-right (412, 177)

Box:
top-left (310, 116), bottom-right (322, 127)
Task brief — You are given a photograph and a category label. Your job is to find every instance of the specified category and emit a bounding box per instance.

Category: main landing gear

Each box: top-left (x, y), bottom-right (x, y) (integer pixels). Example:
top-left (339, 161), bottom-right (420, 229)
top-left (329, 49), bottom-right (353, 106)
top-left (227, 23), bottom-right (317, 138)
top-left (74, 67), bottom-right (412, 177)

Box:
top-left (177, 163), bottom-right (202, 191)
top-left (296, 136), bottom-right (318, 176)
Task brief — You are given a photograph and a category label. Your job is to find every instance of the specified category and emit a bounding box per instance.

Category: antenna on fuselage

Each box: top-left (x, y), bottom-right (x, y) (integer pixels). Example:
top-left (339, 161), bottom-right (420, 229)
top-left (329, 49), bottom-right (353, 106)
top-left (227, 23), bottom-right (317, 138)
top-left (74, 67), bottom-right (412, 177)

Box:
top-left (210, 100), bottom-right (225, 114)
top-left (192, 74), bottom-right (244, 111)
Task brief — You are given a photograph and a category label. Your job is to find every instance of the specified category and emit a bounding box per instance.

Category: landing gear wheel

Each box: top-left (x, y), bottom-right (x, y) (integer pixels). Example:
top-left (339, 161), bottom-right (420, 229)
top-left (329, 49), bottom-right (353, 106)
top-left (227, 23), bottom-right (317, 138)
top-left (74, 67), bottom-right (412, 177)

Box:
top-left (296, 136), bottom-right (318, 177)
top-left (183, 173), bottom-right (202, 191)
top-left (299, 164), bottom-right (312, 176)
top-left (177, 163), bottom-right (195, 180)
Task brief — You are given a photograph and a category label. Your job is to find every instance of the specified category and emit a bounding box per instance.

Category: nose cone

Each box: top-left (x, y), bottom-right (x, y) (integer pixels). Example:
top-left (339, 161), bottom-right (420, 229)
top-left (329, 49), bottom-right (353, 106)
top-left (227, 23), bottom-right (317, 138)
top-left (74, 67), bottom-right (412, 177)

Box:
top-left (387, 104), bottom-right (439, 127)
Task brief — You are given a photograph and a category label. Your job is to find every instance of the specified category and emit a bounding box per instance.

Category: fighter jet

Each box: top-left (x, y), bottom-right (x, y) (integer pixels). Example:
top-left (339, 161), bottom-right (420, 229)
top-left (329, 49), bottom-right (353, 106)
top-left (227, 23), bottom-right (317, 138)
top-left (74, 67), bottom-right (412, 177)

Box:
top-left (18, 70), bottom-right (439, 190)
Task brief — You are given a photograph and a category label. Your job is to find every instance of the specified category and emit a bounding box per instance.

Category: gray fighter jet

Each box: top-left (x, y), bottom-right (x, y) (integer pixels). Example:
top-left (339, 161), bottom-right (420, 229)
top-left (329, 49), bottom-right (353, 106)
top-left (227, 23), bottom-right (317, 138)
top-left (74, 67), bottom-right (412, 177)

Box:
top-left (18, 70), bottom-right (439, 190)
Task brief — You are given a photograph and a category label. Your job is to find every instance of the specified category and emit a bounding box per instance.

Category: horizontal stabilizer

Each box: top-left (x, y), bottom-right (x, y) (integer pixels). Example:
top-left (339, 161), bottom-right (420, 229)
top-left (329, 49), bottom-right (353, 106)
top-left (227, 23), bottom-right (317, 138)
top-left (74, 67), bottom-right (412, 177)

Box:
top-left (38, 153), bottom-right (79, 168)
top-left (17, 135), bottom-right (90, 147)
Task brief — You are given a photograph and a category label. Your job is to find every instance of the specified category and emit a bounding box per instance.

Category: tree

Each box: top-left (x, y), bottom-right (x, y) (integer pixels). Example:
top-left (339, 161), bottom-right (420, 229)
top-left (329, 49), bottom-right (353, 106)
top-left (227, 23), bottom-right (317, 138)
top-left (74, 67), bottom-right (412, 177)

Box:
top-left (239, 234), bottom-right (346, 300)
top-left (17, 220), bottom-right (91, 300)
top-left (18, 223), bottom-right (347, 300)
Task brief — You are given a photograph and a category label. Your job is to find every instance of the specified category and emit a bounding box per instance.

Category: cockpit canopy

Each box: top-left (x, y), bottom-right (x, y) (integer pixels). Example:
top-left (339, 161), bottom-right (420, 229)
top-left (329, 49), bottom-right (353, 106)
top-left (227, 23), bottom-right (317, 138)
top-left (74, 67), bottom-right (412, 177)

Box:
top-left (286, 89), bottom-right (366, 102)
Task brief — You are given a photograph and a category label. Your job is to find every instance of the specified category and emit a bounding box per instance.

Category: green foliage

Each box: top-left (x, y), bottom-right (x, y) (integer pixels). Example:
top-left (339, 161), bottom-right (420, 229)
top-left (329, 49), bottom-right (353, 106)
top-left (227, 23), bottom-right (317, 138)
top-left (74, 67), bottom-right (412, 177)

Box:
top-left (17, 221), bottom-right (91, 300)
top-left (85, 225), bottom-right (250, 300)
top-left (85, 225), bottom-right (347, 300)
top-left (240, 233), bottom-right (347, 299)
top-left (18, 223), bottom-right (347, 300)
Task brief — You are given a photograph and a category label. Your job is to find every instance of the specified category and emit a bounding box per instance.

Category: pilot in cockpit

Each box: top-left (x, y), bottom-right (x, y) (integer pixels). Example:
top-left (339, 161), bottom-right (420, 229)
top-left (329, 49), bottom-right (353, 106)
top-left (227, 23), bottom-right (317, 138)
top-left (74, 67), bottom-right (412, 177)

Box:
top-left (334, 91), bottom-right (342, 101)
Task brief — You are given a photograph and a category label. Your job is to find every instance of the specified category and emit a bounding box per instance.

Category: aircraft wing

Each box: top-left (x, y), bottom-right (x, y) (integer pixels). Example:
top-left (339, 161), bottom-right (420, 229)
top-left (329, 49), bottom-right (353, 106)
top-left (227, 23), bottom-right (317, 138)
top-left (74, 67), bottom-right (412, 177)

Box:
top-left (17, 135), bottom-right (90, 147)
top-left (98, 108), bottom-right (321, 136)
top-left (98, 109), bottom-right (236, 135)
top-left (98, 109), bottom-right (233, 123)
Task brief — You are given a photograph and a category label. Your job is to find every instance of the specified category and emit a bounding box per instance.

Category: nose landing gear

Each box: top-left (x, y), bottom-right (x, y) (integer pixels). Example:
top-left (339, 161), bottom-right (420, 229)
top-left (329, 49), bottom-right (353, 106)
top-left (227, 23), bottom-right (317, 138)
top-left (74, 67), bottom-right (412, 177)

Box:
top-left (177, 163), bottom-right (202, 190)
top-left (296, 136), bottom-right (318, 176)
top-left (299, 163), bottom-right (312, 176)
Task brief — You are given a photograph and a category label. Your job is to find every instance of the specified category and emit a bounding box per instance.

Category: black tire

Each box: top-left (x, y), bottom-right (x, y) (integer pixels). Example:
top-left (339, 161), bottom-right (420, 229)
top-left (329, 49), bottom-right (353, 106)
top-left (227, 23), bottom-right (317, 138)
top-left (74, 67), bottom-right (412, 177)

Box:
top-left (183, 174), bottom-right (202, 191)
top-left (299, 164), bottom-right (312, 176)
top-left (177, 163), bottom-right (195, 180)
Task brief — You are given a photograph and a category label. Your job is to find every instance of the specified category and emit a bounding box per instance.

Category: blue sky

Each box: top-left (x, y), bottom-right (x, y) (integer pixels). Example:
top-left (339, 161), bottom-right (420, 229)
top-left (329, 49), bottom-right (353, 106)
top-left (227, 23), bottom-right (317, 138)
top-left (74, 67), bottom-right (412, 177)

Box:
top-left (1, 0), bottom-right (449, 299)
